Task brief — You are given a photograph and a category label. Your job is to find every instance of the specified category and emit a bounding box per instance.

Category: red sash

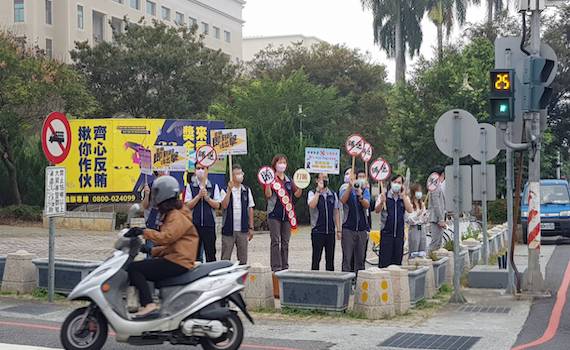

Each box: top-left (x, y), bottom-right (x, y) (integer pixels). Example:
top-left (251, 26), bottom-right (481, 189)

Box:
top-left (272, 176), bottom-right (297, 229)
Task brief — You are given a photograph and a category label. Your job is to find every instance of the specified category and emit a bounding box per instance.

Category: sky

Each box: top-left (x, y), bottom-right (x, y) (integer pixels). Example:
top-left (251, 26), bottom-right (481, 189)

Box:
top-left (242, 0), bottom-right (489, 82)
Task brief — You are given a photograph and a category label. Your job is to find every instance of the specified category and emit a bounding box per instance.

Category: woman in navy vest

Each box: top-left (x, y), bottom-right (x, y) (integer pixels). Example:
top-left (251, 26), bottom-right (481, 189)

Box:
top-left (221, 164), bottom-right (255, 265)
top-left (308, 173), bottom-right (341, 271)
top-left (264, 154), bottom-right (302, 272)
top-left (184, 164), bottom-right (221, 262)
top-left (375, 174), bottom-right (413, 268)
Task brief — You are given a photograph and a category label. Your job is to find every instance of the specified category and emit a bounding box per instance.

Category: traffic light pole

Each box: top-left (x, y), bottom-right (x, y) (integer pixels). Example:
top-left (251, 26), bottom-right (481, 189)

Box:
top-left (522, 8), bottom-right (545, 293)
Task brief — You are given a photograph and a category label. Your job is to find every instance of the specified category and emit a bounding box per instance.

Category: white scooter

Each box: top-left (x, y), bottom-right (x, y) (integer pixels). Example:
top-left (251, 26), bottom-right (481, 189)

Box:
top-left (60, 230), bottom-right (253, 350)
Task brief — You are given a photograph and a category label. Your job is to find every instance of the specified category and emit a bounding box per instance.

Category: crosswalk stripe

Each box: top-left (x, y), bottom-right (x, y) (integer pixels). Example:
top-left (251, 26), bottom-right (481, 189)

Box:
top-left (0, 344), bottom-right (61, 350)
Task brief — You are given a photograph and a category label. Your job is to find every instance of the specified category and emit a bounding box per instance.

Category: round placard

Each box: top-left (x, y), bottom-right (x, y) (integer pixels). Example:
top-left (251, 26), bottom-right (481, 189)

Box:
top-left (345, 134), bottom-right (365, 157)
top-left (361, 142), bottom-right (373, 163)
top-left (370, 157), bottom-right (391, 182)
top-left (293, 168), bottom-right (311, 189)
top-left (257, 166), bottom-right (275, 186)
top-left (196, 145), bottom-right (218, 168)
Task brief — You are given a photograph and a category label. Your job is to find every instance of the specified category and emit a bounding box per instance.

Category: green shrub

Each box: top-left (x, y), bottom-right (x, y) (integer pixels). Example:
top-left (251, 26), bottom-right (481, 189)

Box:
top-left (488, 199), bottom-right (507, 224)
top-left (444, 239), bottom-right (454, 252)
top-left (253, 210), bottom-right (268, 231)
top-left (0, 205), bottom-right (43, 222)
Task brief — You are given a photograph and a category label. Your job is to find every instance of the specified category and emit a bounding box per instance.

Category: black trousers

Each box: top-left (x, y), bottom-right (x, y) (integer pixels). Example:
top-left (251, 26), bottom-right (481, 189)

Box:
top-left (127, 258), bottom-right (188, 306)
top-left (379, 230), bottom-right (404, 268)
top-left (311, 233), bottom-right (335, 271)
top-left (196, 225), bottom-right (217, 262)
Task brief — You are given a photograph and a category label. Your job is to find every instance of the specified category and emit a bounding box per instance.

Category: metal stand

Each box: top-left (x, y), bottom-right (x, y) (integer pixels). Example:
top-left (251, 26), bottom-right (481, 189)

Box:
top-left (480, 127), bottom-right (490, 265)
top-left (48, 216), bottom-right (55, 302)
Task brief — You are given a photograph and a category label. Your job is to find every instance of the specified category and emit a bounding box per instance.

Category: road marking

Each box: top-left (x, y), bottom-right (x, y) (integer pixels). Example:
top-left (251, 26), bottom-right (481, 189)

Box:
top-left (512, 260), bottom-right (570, 350)
top-left (0, 344), bottom-right (60, 350)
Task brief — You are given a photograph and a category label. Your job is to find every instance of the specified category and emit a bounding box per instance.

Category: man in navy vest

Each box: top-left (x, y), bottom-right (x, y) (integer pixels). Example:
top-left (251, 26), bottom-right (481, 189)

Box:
top-left (184, 164), bottom-right (221, 262)
top-left (339, 168), bottom-right (370, 273)
top-left (308, 173), bottom-right (341, 271)
top-left (220, 164), bottom-right (255, 265)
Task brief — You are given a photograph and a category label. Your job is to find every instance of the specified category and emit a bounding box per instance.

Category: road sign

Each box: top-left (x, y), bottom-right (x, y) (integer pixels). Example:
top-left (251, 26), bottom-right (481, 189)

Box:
top-left (45, 166), bottom-right (66, 217)
top-left (473, 164), bottom-right (497, 201)
top-left (41, 112), bottom-right (71, 164)
top-left (196, 145), bottom-right (217, 168)
top-left (427, 172), bottom-right (442, 193)
top-left (444, 165), bottom-right (472, 213)
top-left (434, 109), bottom-right (479, 158)
top-left (345, 134), bottom-right (365, 156)
top-left (370, 158), bottom-right (391, 182)
top-left (471, 124), bottom-right (500, 162)
top-left (257, 166), bottom-right (275, 186)
top-left (293, 169), bottom-right (311, 189)
top-left (361, 142), bottom-right (373, 163)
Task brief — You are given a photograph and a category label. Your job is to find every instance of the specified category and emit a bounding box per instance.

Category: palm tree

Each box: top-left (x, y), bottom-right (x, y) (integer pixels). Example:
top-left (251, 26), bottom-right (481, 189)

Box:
top-left (427, 0), bottom-right (467, 60)
top-left (361, 0), bottom-right (427, 84)
top-left (471, 0), bottom-right (512, 25)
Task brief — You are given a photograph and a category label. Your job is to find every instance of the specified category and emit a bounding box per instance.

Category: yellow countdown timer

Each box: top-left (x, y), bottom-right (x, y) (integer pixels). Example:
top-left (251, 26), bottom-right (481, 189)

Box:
top-left (490, 70), bottom-right (513, 95)
top-left (494, 73), bottom-right (511, 90)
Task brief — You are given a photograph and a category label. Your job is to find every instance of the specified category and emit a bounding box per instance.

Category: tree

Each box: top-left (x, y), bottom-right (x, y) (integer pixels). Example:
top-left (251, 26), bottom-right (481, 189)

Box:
top-left (427, 0), bottom-right (468, 60)
top-left (0, 32), bottom-right (97, 205)
top-left (71, 20), bottom-right (235, 119)
top-left (361, 0), bottom-right (427, 83)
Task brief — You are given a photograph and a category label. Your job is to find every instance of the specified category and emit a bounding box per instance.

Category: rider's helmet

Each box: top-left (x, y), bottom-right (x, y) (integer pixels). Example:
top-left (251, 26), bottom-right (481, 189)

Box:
top-left (150, 175), bottom-right (180, 207)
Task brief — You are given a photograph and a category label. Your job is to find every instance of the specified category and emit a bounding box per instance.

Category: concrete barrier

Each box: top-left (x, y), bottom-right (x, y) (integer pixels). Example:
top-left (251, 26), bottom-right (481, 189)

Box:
top-left (354, 268), bottom-right (395, 319)
top-left (432, 257), bottom-right (449, 288)
top-left (243, 264), bottom-right (274, 310)
top-left (403, 266), bottom-right (429, 305)
top-left (43, 211), bottom-right (115, 231)
top-left (0, 255), bottom-right (6, 285)
top-left (33, 258), bottom-right (100, 294)
top-left (1, 251), bottom-right (36, 294)
top-left (386, 265), bottom-right (410, 315)
top-left (409, 258), bottom-right (436, 299)
top-left (467, 245), bottom-right (482, 267)
top-left (435, 249), bottom-right (454, 285)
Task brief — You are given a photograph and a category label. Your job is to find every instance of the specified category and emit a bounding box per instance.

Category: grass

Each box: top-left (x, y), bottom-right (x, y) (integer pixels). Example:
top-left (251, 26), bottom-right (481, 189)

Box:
top-left (0, 288), bottom-right (68, 303)
top-left (253, 306), bottom-right (367, 320)
top-left (413, 284), bottom-right (454, 310)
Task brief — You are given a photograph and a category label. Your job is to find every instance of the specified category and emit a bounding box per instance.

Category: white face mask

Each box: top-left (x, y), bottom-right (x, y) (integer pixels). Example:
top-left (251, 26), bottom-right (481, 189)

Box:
top-left (235, 174), bottom-right (244, 183)
top-left (276, 163), bottom-right (287, 173)
top-left (196, 169), bottom-right (205, 179)
top-left (415, 191), bottom-right (423, 200)
top-left (391, 183), bottom-right (402, 193)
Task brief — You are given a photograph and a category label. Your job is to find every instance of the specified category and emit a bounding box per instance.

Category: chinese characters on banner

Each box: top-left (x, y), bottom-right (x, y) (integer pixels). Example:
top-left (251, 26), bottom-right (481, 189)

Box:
top-left (45, 166), bottom-right (66, 217)
top-left (78, 125), bottom-right (108, 189)
top-left (210, 129), bottom-right (248, 155)
top-left (304, 147), bottom-right (340, 174)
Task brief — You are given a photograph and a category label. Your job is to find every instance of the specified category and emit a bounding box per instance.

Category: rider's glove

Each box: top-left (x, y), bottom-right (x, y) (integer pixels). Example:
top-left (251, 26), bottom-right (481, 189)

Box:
top-left (140, 244), bottom-right (151, 254)
top-left (124, 227), bottom-right (145, 238)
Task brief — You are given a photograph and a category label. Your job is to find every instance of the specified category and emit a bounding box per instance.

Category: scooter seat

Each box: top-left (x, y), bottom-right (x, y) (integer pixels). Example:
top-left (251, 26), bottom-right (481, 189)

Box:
top-left (155, 261), bottom-right (233, 288)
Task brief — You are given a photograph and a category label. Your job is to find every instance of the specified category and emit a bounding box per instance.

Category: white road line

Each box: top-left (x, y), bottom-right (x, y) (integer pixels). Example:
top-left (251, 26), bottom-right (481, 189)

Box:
top-left (0, 344), bottom-right (61, 350)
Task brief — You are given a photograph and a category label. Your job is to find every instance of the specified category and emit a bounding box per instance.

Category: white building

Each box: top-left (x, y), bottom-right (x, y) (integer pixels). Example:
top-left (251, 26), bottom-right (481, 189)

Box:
top-left (0, 0), bottom-right (244, 62)
top-left (242, 34), bottom-right (324, 62)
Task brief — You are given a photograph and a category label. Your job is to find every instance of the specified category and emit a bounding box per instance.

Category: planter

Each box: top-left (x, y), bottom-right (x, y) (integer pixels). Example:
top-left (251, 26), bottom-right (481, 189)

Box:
top-left (432, 257), bottom-right (449, 289)
top-left (274, 270), bottom-right (355, 312)
top-left (0, 256), bottom-right (5, 284)
top-left (467, 245), bottom-right (481, 267)
top-left (457, 250), bottom-right (468, 275)
top-left (33, 258), bottom-right (101, 294)
top-left (403, 266), bottom-right (429, 305)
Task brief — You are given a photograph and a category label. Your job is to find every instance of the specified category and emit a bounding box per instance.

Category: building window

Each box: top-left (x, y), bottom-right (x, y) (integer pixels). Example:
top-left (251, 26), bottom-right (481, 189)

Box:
top-left (161, 6), bottom-right (170, 20)
top-left (224, 30), bottom-right (231, 43)
top-left (93, 11), bottom-right (105, 43)
top-left (213, 26), bottom-right (220, 39)
top-left (189, 17), bottom-right (197, 29)
top-left (130, 0), bottom-right (140, 10)
top-left (14, 0), bottom-right (24, 23)
top-left (202, 22), bottom-right (209, 35)
top-left (45, 38), bottom-right (53, 58)
top-left (77, 5), bottom-right (84, 29)
top-left (111, 17), bottom-right (123, 38)
top-left (45, 0), bottom-right (52, 25)
top-left (146, 1), bottom-right (156, 16)
top-left (175, 12), bottom-right (184, 25)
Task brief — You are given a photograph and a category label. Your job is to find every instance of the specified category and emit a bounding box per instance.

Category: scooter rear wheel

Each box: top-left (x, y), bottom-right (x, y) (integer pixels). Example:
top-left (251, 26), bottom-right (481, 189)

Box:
top-left (200, 311), bottom-right (244, 350)
top-left (60, 307), bottom-right (108, 350)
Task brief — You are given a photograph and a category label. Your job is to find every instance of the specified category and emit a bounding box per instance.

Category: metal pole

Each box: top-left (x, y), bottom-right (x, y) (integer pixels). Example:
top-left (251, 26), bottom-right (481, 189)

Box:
top-left (480, 127), bottom-right (489, 265)
top-left (48, 216), bottom-right (55, 302)
top-left (451, 112), bottom-right (466, 303)
top-left (523, 8), bottom-right (545, 293)
top-left (505, 125), bottom-right (516, 294)
top-left (298, 105), bottom-right (303, 149)
top-left (557, 151), bottom-right (561, 179)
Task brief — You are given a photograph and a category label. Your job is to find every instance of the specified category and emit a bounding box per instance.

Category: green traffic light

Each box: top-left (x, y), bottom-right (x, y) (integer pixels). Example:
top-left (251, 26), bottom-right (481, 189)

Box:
top-left (499, 103), bottom-right (508, 113)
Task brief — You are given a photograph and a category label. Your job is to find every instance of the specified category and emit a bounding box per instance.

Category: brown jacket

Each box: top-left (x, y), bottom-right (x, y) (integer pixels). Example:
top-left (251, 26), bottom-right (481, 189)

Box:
top-left (143, 206), bottom-right (199, 270)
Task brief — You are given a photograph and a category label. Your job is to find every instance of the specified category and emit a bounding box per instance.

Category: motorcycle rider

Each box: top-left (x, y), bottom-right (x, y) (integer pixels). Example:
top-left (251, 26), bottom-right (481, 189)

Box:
top-left (125, 175), bottom-right (199, 319)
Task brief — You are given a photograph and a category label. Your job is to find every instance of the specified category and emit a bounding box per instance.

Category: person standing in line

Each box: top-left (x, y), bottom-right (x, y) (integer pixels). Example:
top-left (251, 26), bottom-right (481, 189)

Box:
top-left (406, 183), bottom-right (429, 258)
top-left (264, 154), bottom-right (302, 272)
top-left (428, 167), bottom-right (447, 253)
top-left (339, 168), bottom-right (370, 273)
top-left (375, 174), bottom-right (413, 268)
top-left (308, 173), bottom-right (341, 271)
top-left (185, 164), bottom-right (221, 262)
top-left (220, 164), bottom-right (255, 265)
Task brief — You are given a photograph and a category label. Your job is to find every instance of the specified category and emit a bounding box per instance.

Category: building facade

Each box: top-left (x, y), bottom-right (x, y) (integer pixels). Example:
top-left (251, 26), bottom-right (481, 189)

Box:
top-left (242, 34), bottom-right (324, 62)
top-left (0, 0), bottom-right (244, 62)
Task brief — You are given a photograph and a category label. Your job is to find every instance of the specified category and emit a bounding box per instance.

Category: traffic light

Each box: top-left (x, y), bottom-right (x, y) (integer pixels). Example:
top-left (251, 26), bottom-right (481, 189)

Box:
top-left (521, 56), bottom-right (554, 112)
top-left (489, 69), bottom-right (515, 122)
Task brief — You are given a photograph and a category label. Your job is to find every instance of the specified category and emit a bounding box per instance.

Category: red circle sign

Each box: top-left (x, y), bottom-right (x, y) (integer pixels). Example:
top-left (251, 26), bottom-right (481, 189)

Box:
top-left (257, 166), bottom-right (275, 186)
top-left (196, 145), bottom-right (217, 168)
top-left (427, 172), bottom-right (442, 192)
top-left (41, 112), bottom-right (71, 164)
top-left (370, 157), bottom-right (391, 182)
top-left (345, 134), bottom-right (365, 157)
top-left (361, 142), bottom-right (373, 163)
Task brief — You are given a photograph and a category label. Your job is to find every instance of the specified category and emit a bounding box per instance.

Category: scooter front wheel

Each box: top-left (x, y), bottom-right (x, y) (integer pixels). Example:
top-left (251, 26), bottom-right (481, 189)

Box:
top-left (200, 311), bottom-right (244, 350)
top-left (60, 307), bottom-right (108, 350)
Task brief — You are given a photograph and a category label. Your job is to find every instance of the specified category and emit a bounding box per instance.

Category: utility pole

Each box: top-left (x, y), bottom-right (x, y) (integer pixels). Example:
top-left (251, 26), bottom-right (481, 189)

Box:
top-left (298, 105), bottom-right (304, 149)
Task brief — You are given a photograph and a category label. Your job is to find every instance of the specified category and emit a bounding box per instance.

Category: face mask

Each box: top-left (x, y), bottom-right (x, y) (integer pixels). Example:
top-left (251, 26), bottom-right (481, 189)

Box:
top-left (415, 191), bottom-right (423, 200)
top-left (196, 169), bottom-right (205, 179)
top-left (323, 179), bottom-right (329, 188)
top-left (344, 175), bottom-right (350, 183)
top-left (235, 174), bottom-right (244, 183)
top-left (276, 163), bottom-right (287, 173)
top-left (391, 183), bottom-right (402, 193)
top-left (356, 179), bottom-right (366, 188)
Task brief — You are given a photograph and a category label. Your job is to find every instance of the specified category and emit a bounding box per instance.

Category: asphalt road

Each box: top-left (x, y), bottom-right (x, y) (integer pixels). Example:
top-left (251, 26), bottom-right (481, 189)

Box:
top-left (513, 244), bottom-right (570, 350)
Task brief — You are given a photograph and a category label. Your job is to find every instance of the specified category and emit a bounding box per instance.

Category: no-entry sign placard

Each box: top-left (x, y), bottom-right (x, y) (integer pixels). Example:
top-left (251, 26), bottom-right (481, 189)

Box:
top-left (361, 142), bottom-right (373, 163)
top-left (345, 134), bottom-right (365, 157)
top-left (370, 158), bottom-right (391, 182)
top-left (41, 112), bottom-right (71, 164)
top-left (196, 145), bottom-right (218, 168)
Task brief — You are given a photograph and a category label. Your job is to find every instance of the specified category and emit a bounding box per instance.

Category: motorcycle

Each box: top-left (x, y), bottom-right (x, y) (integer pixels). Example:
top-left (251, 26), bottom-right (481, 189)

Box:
top-left (60, 229), bottom-right (253, 350)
